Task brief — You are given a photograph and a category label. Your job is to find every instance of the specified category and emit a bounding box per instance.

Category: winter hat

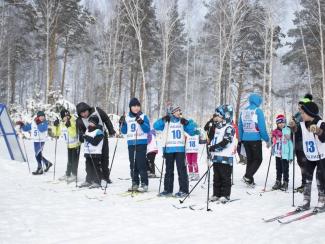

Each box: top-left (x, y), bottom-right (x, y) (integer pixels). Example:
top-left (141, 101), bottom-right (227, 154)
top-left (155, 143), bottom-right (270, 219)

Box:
top-left (215, 105), bottom-right (233, 124)
top-left (276, 114), bottom-right (286, 124)
top-left (37, 111), bottom-right (45, 117)
top-left (76, 102), bottom-right (91, 116)
top-left (88, 115), bottom-right (99, 125)
top-left (300, 101), bottom-right (319, 118)
top-left (129, 98), bottom-right (141, 108)
top-left (299, 93), bottom-right (313, 105)
top-left (170, 105), bottom-right (181, 114)
top-left (60, 109), bottom-right (70, 119)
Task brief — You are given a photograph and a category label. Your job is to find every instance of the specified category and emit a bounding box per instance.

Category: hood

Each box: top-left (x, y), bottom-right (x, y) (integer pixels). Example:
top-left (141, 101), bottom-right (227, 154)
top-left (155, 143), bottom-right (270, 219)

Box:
top-left (248, 94), bottom-right (262, 107)
top-left (76, 102), bottom-right (91, 117)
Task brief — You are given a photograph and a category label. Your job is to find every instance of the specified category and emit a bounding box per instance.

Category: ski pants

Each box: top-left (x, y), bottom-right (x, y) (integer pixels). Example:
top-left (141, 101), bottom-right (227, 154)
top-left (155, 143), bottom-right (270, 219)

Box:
top-left (128, 144), bottom-right (148, 186)
top-left (243, 140), bottom-right (263, 184)
top-left (164, 152), bottom-right (189, 194)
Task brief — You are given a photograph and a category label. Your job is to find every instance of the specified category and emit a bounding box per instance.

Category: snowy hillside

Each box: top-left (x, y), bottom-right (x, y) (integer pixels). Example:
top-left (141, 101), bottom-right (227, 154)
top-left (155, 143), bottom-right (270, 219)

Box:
top-left (1, 138), bottom-right (324, 244)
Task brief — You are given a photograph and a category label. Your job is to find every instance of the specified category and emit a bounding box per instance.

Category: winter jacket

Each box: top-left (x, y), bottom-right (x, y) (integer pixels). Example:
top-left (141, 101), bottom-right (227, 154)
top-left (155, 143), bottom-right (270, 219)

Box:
top-left (238, 93), bottom-right (270, 142)
top-left (153, 115), bottom-right (196, 153)
top-left (121, 111), bottom-right (150, 145)
top-left (52, 116), bottom-right (80, 149)
top-left (76, 103), bottom-right (115, 142)
top-left (22, 119), bottom-right (48, 142)
top-left (272, 126), bottom-right (293, 161)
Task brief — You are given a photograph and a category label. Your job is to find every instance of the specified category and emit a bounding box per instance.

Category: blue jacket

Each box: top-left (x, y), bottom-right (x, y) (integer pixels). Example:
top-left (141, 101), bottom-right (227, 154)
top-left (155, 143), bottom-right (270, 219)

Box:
top-left (238, 94), bottom-right (270, 142)
top-left (22, 121), bottom-right (48, 133)
top-left (121, 112), bottom-right (150, 145)
top-left (153, 116), bottom-right (196, 153)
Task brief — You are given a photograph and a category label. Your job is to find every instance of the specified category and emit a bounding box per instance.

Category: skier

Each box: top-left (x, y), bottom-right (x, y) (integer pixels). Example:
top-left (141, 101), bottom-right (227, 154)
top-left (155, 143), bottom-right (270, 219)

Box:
top-left (271, 114), bottom-right (293, 191)
top-left (76, 102), bottom-right (116, 184)
top-left (79, 115), bottom-right (104, 188)
top-left (52, 109), bottom-right (81, 183)
top-left (16, 111), bottom-right (52, 175)
top-left (146, 128), bottom-right (158, 178)
top-left (292, 101), bottom-right (325, 212)
top-left (185, 130), bottom-right (200, 181)
top-left (154, 105), bottom-right (196, 198)
top-left (120, 98), bottom-right (150, 192)
top-left (208, 105), bottom-right (237, 203)
top-left (238, 93), bottom-right (270, 187)
top-left (289, 93), bottom-right (313, 193)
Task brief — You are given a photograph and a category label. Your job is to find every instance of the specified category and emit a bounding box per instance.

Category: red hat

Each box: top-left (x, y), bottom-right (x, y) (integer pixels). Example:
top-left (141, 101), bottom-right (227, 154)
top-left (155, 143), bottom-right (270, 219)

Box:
top-left (276, 114), bottom-right (286, 124)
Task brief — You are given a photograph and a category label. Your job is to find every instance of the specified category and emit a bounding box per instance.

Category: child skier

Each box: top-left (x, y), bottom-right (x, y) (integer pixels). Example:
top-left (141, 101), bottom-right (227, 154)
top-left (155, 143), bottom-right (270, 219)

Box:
top-left (154, 105), bottom-right (196, 198)
top-left (147, 129), bottom-right (158, 178)
top-left (79, 115), bottom-right (104, 188)
top-left (52, 109), bottom-right (81, 183)
top-left (209, 105), bottom-right (236, 203)
top-left (120, 98), bottom-right (150, 192)
top-left (185, 131), bottom-right (200, 181)
top-left (17, 111), bottom-right (52, 175)
top-left (294, 101), bottom-right (325, 212)
top-left (271, 114), bottom-right (293, 191)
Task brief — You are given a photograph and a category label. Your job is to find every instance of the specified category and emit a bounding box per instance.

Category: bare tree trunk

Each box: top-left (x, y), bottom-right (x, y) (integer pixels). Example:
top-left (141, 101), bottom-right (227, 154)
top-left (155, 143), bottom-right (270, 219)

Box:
top-left (7, 46), bottom-right (10, 104)
top-left (262, 26), bottom-right (269, 109)
top-left (117, 50), bottom-right (124, 115)
top-left (317, 0), bottom-right (325, 116)
top-left (61, 44), bottom-right (68, 95)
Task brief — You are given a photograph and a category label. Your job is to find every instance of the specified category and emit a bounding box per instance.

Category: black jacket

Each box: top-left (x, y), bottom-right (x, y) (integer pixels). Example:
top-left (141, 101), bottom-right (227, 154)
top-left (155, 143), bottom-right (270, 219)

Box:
top-left (76, 102), bottom-right (116, 142)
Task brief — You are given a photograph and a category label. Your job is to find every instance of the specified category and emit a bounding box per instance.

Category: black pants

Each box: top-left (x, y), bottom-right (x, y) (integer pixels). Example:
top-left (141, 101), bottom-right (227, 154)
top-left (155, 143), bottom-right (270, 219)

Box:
top-left (146, 152), bottom-right (156, 174)
top-left (101, 132), bottom-right (110, 181)
top-left (66, 147), bottom-right (80, 176)
top-left (243, 140), bottom-right (263, 183)
top-left (213, 163), bottom-right (232, 197)
top-left (296, 149), bottom-right (307, 185)
top-left (275, 157), bottom-right (289, 182)
top-left (164, 152), bottom-right (189, 193)
top-left (128, 144), bottom-right (148, 186)
top-left (85, 156), bottom-right (102, 184)
top-left (303, 159), bottom-right (325, 201)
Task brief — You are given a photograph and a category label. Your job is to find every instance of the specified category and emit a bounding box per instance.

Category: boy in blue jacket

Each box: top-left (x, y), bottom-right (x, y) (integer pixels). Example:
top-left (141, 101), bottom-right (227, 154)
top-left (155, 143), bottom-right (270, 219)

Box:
top-left (120, 98), bottom-right (150, 192)
top-left (238, 93), bottom-right (270, 186)
top-left (17, 111), bottom-right (52, 175)
top-left (154, 105), bottom-right (196, 197)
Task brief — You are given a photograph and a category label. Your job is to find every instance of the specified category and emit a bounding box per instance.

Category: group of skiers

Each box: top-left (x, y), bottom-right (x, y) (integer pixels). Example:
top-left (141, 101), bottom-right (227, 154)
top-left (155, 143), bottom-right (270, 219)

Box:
top-left (15, 92), bottom-right (325, 212)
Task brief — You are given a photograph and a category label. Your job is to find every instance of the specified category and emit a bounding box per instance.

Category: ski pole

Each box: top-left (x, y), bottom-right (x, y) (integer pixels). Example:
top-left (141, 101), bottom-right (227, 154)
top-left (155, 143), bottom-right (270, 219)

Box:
top-left (21, 136), bottom-right (30, 173)
top-left (206, 161), bottom-right (212, 211)
top-left (131, 128), bottom-right (138, 197)
top-left (292, 133), bottom-right (296, 207)
top-left (104, 135), bottom-right (119, 194)
top-left (179, 164), bottom-right (212, 204)
top-left (158, 121), bottom-right (170, 195)
top-left (262, 145), bottom-right (273, 192)
top-left (53, 137), bottom-right (58, 180)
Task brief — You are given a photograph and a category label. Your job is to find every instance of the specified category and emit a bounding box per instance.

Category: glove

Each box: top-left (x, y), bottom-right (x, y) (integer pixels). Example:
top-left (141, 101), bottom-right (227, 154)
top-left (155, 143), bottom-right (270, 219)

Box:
top-left (16, 121), bottom-right (24, 127)
top-left (180, 118), bottom-right (189, 126)
top-left (65, 119), bottom-right (71, 128)
top-left (83, 134), bottom-right (91, 142)
top-left (309, 124), bottom-right (322, 134)
top-left (209, 145), bottom-right (216, 152)
top-left (135, 114), bottom-right (144, 125)
top-left (53, 119), bottom-right (60, 127)
top-left (266, 141), bottom-right (272, 149)
top-left (119, 115), bottom-right (126, 126)
top-left (162, 115), bottom-right (170, 123)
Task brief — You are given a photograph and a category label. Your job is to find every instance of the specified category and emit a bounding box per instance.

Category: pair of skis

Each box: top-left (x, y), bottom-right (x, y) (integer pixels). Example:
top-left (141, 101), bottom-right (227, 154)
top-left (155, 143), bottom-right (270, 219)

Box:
top-left (173, 198), bottom-right (240, 211)
top-left (263, 208), bottom-right (324, 224)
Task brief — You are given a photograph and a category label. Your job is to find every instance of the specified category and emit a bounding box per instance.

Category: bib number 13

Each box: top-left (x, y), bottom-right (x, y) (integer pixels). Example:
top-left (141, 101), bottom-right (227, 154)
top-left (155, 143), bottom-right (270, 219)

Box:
top-left (305, 141), bottom-right (315, 153)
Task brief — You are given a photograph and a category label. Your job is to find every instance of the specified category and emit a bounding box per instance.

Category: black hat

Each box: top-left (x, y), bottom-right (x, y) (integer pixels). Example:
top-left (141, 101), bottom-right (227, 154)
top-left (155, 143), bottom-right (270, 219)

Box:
top-left (76, 102), bottom-right (91, 116)
top-left (37, 111), bottom-right (45, 117)
top-left (300, 102), bottom-right (319, 118)
top-left (298, 93), bottom-right (313, 105)
top-left (129, 98), bottom-right (141, 108)
top-left (60, 109), bottom-right (70, 119)
top-left (88, 115), bottom-right (99, 125)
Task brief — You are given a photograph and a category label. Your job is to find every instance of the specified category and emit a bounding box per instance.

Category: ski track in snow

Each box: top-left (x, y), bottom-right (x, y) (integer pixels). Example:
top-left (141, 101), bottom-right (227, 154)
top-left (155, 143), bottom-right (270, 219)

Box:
top-left (0, 138), bottom-right (324, 244)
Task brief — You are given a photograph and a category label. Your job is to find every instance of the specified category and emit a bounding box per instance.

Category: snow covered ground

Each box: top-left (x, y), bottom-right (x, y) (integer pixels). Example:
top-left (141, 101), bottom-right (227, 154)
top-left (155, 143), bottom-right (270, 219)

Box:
top-left (1, 138), bottom-right (324, 244)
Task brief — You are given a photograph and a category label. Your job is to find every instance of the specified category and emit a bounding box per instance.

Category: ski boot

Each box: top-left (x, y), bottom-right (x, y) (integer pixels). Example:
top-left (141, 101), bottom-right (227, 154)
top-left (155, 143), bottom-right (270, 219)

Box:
top-left (295, 185), bottom-right (305, 193)
top-left (219, 196), bottom-right (230, 204)
top-left (314, 197), bottom-right (325, 213)
top-left (158, 191), bottom-right (173, 197)
top-left (297, 199), bottom-right (310, 211)
top-left (280, 181), bottom-right (288, 191)
top-left (32, 168), bottom-right (43, 175)
top-left (58, 175), bottom-right (68, 181)
top-left (174, 191), bottom-right (187, 198)
top-left (66, 175), bottom-right (77, 184)
top-left (78, 181), bottom-right (92, 188)
top-left (210, 195), bottom-right (220, 202)
top-left (128, 184), bottom-right (139, 192)
top-left (138, 183), bottom-right (148, 192)
top-left (44, 162), bottom-right (53, 172)
top-left (89, 182), bottom-right (101, 189)
top-left (272, 180), bottom-right (281, 190)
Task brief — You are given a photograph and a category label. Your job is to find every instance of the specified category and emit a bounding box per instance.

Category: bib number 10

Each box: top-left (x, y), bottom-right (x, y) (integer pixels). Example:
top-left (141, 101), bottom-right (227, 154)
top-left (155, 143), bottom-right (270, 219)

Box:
top-left (172, 130), bottom-right (181, 139)
top-left (305, 141), bottom-right (316, 153)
